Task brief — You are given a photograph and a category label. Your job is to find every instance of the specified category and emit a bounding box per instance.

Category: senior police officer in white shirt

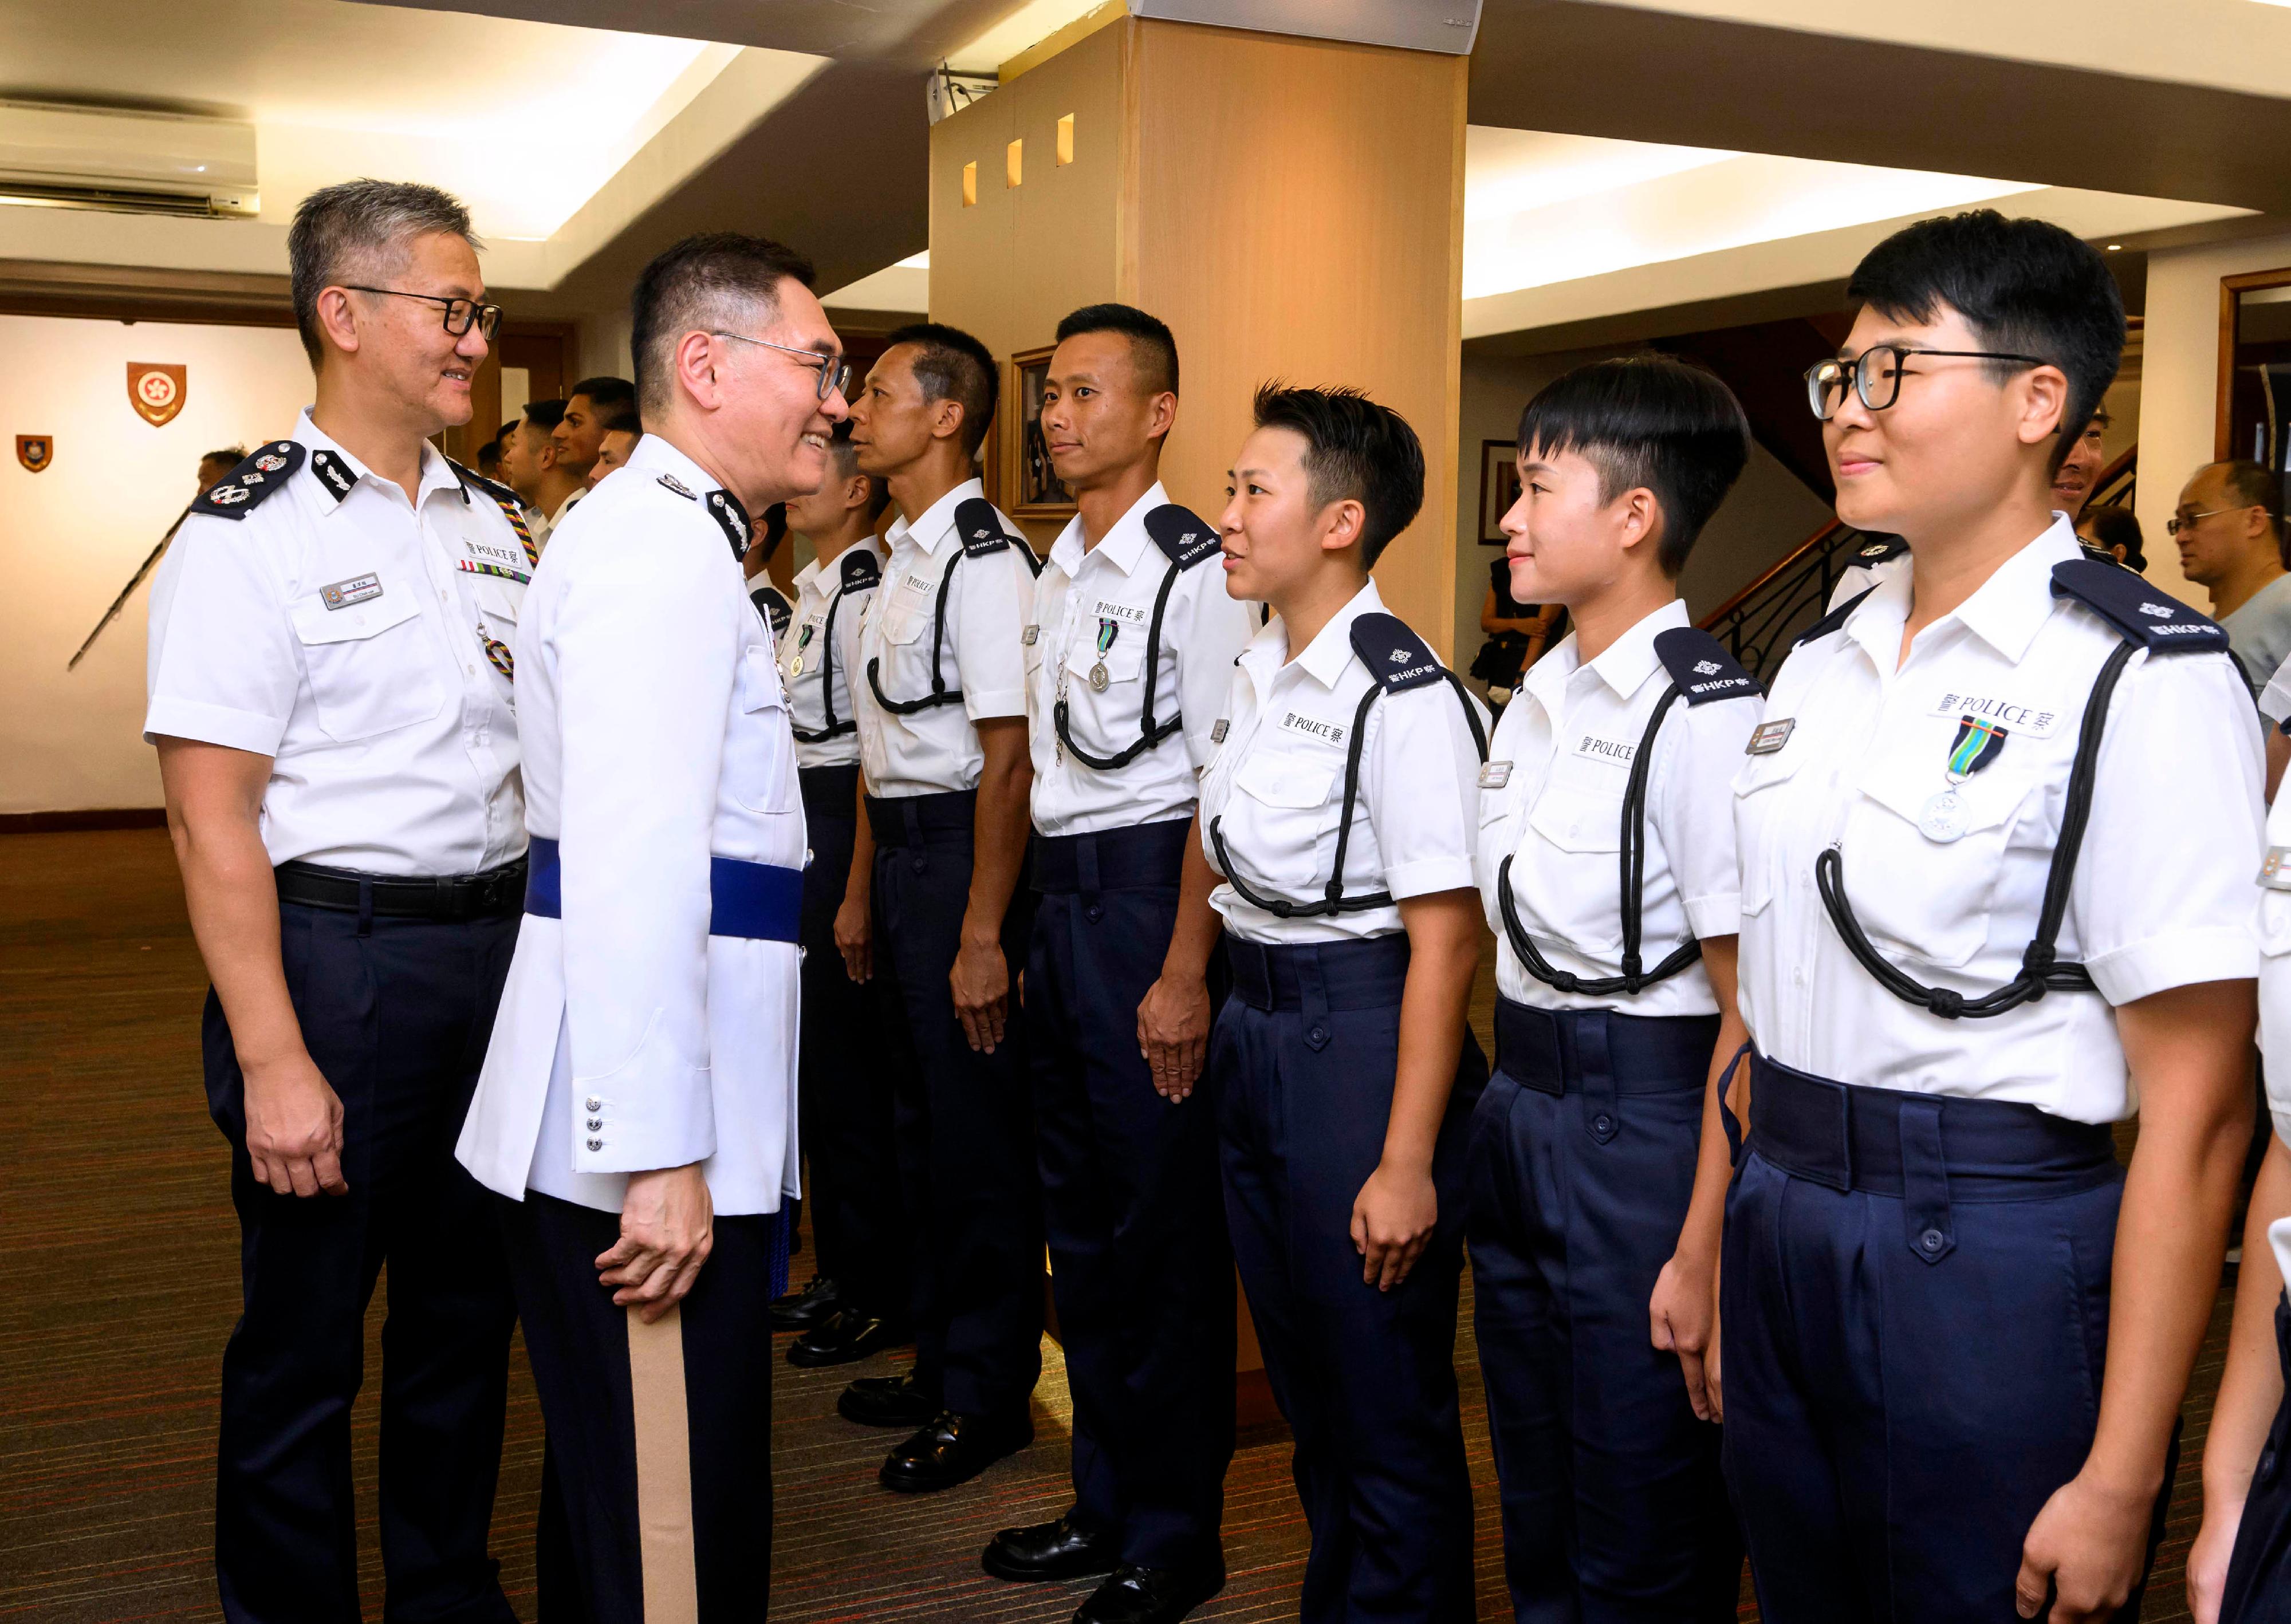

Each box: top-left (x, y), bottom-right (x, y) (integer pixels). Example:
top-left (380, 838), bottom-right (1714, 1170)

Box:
top-left (455, 231), bottom-right (847, 1620)
top-left (837, 322), bottom-right (1048, 1499)
top-left (145, 180), bottom-right (529, 1624)
top-left (983, 305), bottom-right (1256, 1622)
top-left (1724, 211), bottom-right (2261, 1624)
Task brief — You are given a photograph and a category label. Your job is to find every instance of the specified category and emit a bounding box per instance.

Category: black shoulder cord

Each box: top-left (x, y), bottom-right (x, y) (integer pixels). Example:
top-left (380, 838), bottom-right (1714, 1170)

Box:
top-left (1814, 637), bottom-right (2136, 1020)
top-left (865, 541), bottom-right (1043, 716)
top-left (1495, 683), bottom-right (1705, 997)
top-left (1052, 559), bottom-right (1185, 770)
top-left (791, 581), bottom-right (858, 744)
top-left (1209, 670), bottom-right (1489, 920)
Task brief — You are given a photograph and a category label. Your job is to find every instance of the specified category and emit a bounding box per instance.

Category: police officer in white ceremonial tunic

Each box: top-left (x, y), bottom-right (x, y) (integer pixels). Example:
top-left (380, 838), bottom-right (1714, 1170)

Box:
top-left (1725, 211), bottom-right (2262, 1624)
top-left (145, 180), bottom-right (527, 1624)
top-left (455, 232), bottom-right (848, 1621)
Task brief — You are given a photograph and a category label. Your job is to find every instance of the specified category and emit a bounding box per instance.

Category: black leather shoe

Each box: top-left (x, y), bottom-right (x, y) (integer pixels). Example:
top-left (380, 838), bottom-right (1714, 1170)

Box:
top-left (788, 1311), bottom-right (911, 1368)
top-left (1074, 1563), bottom-right (1225, 1624)
top-left (836, 1371), bottom-right (939, 1429)
top-left (982, 1511), bottom-right (1119, 1582)
top-left (879, 1410), bottom-right (1033, 1493)
top-left (769, 1274), bottom-right (840, 1333)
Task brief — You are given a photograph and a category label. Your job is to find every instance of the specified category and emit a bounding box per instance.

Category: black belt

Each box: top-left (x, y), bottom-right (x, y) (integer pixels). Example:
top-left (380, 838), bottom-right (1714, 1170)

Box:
top-left (798, 762), bottom-right (862, 824)
top-left (1032, 818), bottom-right (1190, 893)
top-left (1494, 997), bottom-right (1715, 1099)
top-left (1225, 934), bottom-right (1411, 1047)
top-left (274, 858), bottom-right (528, 921)
top-left (865, 789), bottom-right (977, 848)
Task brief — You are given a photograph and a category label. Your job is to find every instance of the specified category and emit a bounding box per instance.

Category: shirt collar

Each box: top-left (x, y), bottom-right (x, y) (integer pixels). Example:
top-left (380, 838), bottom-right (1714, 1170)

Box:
top-left (793, 535), bottom-right (883, 597)
top-left (549, 487), bottom-right (584, 525)
top-left (293, 407), bottom-right (459, 515)
top-left (1239, 578), bottom-right (1384, 692)
top-left (1583, 598), bottom-right (1688, 700)
top-left (887, 477), bottom-right (983, 561)
top-left (1048, 482), bottom-right (1166, 579)
top-left (625, 431), bottom-right (723, 498)
top-left (1844, 517), bottom-right (2080, 669)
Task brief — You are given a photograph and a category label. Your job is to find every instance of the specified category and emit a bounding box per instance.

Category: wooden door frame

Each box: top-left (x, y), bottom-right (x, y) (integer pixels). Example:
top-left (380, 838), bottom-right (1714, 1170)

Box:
top-left (2218, 266), bottom-right (2291, 461)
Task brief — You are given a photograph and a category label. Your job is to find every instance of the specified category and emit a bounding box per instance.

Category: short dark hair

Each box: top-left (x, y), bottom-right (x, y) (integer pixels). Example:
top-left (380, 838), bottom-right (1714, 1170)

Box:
top-left (2209, 459), bottom-right (2285, 531)
top-left (1515, 356), bottom-right (1751, 577)
top-left (1054, 302), bottom-right (1179, 397)
top-left (568, 376), bottom-right (636, 417)
top-left (599, 404), bottom-right (643, 437)
top-left (288, 179), bottom-right (479, 366)
top-left (2082, 506), bottom-right (2146, 571)
top-left (884, 322), bottom-right (998, 459)
top-left (200, 446), bottom-right (247, 468)
top-left (629, 234), bottom-right (815, 418)
top-left (829, 420), bottom-right (893, 520)
top-left (1845, 210), bottom-right (2124, 469)
top-left (497, 418), bottom-right (521, 444)
top-left (520, 397), bottom-right (566, 433)
top-left (476, 442), bottom-right (500, 469)
top-left (1251, 383), bottom-right (1424, 567)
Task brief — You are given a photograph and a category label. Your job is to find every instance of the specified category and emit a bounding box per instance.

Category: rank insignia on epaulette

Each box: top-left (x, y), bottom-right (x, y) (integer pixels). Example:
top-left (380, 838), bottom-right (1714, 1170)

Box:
top-left (209, 485), bottom-right (249, 506)
top-left (658, 474), bottom-right (696, 499)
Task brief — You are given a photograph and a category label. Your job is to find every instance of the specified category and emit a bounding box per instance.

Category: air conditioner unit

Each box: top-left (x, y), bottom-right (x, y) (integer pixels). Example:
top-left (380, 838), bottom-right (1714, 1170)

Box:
top-left (0, 101), bottom-right (258, 219)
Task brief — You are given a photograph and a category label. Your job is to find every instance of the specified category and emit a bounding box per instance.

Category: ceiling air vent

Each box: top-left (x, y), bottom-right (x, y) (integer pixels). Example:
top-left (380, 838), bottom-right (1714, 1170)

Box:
top-left (0, 101), bottom-right (258, 219)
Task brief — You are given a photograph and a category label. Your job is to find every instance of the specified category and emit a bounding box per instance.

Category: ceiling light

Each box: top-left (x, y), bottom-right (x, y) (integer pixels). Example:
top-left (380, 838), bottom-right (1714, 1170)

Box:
top-left (2107, 243), bottom-right (2123, 250)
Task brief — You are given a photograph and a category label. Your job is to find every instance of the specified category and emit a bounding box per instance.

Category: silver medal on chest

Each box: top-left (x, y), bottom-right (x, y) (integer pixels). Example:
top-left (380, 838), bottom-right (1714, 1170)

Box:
top-left (1918, 790), bottom-right (1969, 843)
top-left (1088, 661), bottom-right (1109, 692)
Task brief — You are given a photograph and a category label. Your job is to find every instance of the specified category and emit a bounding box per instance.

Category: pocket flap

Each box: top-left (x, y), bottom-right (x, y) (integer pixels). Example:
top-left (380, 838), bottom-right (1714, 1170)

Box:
top-left (290, 585), bottom-right (421, 647)
top-left (1237, 751), bottom-right (1335, 811)
top-left (1857, 748), bottom-right (2032, 838)
top-left (739, 644), bottom-right (786, 713)
top-left (1525, 781), bottom-right (1624, 855)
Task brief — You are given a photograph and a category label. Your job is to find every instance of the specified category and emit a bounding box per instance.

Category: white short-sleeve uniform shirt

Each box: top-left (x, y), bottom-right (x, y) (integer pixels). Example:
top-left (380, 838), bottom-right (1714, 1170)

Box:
top-left (1477, 600), bottom-right (1761, 1017)
top-left (852, 478), bottom-right (1035, 798)
top-left (2253, 783), bottom-right (2291, 1279)
top-left (1737, 520), bottom-right (2262, 1123)
top-left (144, 409), bottom-right (529, 876)
top-left (1024, 483), bottom-right (1258, 837)
top-left (778, 539), bottom-right (883, 772)
top-left (1198, 580), bottom-right (1487, 946)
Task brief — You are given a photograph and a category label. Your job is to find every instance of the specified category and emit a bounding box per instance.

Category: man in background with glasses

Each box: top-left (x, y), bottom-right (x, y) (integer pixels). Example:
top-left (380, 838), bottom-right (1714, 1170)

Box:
top-left (145, 178), bottom-right (532, 1624)
top-left (2171, 459), bottom-right (2291, 695)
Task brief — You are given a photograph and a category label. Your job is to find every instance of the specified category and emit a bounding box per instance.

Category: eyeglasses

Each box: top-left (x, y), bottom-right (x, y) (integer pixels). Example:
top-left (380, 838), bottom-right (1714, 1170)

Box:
top-left (710, 330), bottom-right (852, 404)
top-left (1804, 345), bottom-right (2052, 421)
top-left (2166, 505), bottom-right (2258, 536)
top-left (341, 286), bottom-right (503, 340)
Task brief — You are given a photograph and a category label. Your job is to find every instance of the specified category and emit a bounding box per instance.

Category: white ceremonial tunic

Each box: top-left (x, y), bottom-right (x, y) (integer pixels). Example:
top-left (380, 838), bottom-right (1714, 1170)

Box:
top-left (852, 478), bottom-right (1034, 798)
top-left (1477, 600), bottom-right (1760, 1016)
top-left (779, 539), bottom-right (883, 771)
top-left (1024, 483), bottom-right (1258, 835)
top-left (2254, 781), bottom-right (2291, 1280)
top-left (144, 409), bottom-right (528, 876)
top-left (1737, 519), bottom-right (2262, 1123)
top-left (1199, 580), bottom-right (1486, 945)
top-left (456, 434), bottom-right (803, 1216)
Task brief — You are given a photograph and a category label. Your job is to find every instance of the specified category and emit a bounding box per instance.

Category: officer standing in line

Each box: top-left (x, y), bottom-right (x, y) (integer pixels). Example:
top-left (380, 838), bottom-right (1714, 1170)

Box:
top-left (772, 419), bottom-right (915, 1368)
top-left (838, 322), bottom-right (1045, 1492)
top-left (1470, 357), bottom-right (1757, 1622)
top-left (745, 500), bottom-right (797, 636)
top-left (1192, 384), bottom-right (1489, 1623)
top-left (455, 231), bottom-right (847, 1618)
top-left (1727, 211), bottom-right (2261, 1622)
top-left (983, 304), bottom-right (1254, 1624)
top-left (144, 179), bottom-right (528, 1624)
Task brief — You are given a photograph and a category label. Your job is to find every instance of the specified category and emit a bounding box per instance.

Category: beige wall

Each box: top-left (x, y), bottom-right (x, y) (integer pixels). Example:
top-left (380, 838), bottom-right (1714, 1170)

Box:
top-left (0, 314), bottom-right (314, 813)
top-left (2139, 229), bottom-right (2291, 612)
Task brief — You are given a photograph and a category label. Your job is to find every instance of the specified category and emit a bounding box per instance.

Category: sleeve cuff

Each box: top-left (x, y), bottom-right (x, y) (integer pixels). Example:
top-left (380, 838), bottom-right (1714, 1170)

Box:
top-left (962, 685), bottom-right (1027, 722)
top-left (1384, 856), bottom-right (1477, 901)
top-left (2262, 683), bottom-right (2291, 726)
top-left (1682, 892), bottom-right (1744, 941)
top-left (143, 696), bottom-right (285, 755)
top-left (2085, 925), bottom-right (2259, 1006)
top-left (569, 1066), bottom-right (718, 1175)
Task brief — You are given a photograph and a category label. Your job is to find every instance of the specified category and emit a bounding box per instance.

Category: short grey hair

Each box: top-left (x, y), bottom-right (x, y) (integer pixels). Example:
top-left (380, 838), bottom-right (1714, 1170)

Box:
top-left (630, 232), bottom-right (817, 418)
top-left (288, 179), bottom-right (481, 365)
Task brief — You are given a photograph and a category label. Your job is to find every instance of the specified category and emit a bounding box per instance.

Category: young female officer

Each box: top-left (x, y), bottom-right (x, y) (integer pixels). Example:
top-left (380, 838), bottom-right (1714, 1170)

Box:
top-left (1191, 384), bottom-right (1489, 1622)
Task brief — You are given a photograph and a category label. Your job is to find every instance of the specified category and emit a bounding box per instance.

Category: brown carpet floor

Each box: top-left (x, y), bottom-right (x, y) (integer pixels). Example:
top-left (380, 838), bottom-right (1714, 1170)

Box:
top-left (0, 828), bottom-right (2225, 1621)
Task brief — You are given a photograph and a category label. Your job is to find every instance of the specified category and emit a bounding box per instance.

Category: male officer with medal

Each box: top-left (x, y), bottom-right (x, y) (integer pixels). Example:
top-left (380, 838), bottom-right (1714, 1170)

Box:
top-left (145, 180), bottom-right (530, 1623)
top-left (986, 304), bottom-right (1255, 1623)
top-left (1726, 211), bottom-right (2261, 1623)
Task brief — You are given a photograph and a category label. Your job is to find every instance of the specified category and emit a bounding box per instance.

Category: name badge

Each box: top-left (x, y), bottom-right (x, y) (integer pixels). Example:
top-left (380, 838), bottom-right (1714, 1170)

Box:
top-left (1211, 719), bottom-right (1229, 744)
top-left (464, 536), bottom-right (525, 570)
top-left (1746, 718), bottom-right (1795, 755)
top-left (1022, 625), bottom-right (1040, 645)
top-left (1093, 598), bottom-right (1150, 626)
top-left (898, 571), bottom-right (932, 596)
top-left (1571, 734), bottom-right (1637, 768)
top-left (321, 573), bottom-right (382, 610)
top-left (1928, 691), bottom-right (2062, 739)
top-left (1479, 760), bottom-right (1513, 789)
top-left (2263, 848), bottom-right (2291, 890)
top-left (1278, 710), bottom-right (1348, 747)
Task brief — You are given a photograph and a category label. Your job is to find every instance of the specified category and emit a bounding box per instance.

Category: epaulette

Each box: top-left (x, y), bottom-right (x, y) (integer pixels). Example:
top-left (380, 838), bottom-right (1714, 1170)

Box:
top-left (1654, 626), bottom-right (1759, 704)
top-left (706, 490), bottom-right (752, 561)
top-left (1794, 586), bottom-right (1875, 647)
top-left (450, 456), bottom-right (538, 565)
top-left (2078, 541), bottom-right (2125, 569)
top-left (750, 583), bottom-right (793, 637)
top-left (191, 440), bottom-right (303, 518)
top-left (1349, 612), bottom-right (1445, 693)
top-left (308, 448), bottom-right (356, 503)
top-left (954, 497), bottom-right (1015, 557)
top-left (1144, 504), bottom-right (1221, 569)
top-left (839, 549), bottom-right (883, 593)
top-left (2050, 557), bottom-right (2228, 654)
top-left (447, 457), bottom-right (520, 511)
top-left (1845, 533), bottom-right (1908, 568)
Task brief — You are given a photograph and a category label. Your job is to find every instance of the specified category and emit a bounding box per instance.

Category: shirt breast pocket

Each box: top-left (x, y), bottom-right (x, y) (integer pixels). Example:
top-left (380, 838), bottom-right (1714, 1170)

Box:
top-left (1732, 747), bottom-right (1806, 921)
top-left (1521, 779), bottom-right (1628, 950)
top-left (288, 583), bottom-right (445, 742)
top-left (1844, 754), bottom-right (2040, 969)
top-left (727, 644), bottom-right (798, 815)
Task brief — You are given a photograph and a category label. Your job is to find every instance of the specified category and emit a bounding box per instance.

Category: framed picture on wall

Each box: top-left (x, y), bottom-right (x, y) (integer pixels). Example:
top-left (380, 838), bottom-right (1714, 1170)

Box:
top-left (1479, 439), bottom-right (1520, 545)
top-left (1007, 345), bottom-right (1076, 519)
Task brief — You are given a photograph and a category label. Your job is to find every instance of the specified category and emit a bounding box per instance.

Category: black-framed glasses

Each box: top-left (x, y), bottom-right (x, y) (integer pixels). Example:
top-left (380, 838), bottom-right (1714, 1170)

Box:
top-left (710, 330), bottom-right (852, 404)
top-left (1805, 345), bottom-right (2052, 421)
top-left (342, 285), bottom-right (503, 340)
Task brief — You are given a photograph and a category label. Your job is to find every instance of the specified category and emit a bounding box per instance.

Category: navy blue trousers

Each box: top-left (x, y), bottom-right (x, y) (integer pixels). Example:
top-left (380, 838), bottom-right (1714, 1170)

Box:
top-left (1026, 819), bottom-right (1235, 1568)
top-left (868, 790), bottom-right (1043, 1419)
top-left (798, 764), bottom-right (908, 1319)
top-left (1466, 999), bottom-right (1738, 1623)
top-left (1213, 934), bottom-right (1483, 1623)
top-left (2223, 1292), bottom-right (2291, 1623)
top-left (1722, 1053), bottom-right (2169, 1623)
top-left (202, 900), bottom-right (519, 1624)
